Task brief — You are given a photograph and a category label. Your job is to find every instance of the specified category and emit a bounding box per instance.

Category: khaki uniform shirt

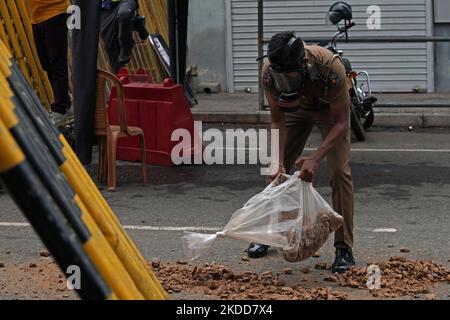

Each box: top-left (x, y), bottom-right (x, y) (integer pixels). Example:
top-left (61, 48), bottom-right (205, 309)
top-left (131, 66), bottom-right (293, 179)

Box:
top-left (262, 45), bottom-right (348, 110)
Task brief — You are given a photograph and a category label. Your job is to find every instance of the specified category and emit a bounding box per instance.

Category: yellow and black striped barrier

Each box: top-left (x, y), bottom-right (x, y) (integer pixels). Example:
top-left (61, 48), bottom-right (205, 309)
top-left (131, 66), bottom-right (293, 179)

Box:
top-left (0, 105), bottom-right (112, 300)
top-left (0, 39), bottom-right (168, 300)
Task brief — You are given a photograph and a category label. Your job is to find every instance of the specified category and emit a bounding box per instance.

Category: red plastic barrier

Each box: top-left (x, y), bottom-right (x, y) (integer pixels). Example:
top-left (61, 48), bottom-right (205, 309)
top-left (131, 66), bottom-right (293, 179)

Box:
top-left (117, 67), bottom-right (154, 84)
top-left (108, 70), bottom-right (202, 166)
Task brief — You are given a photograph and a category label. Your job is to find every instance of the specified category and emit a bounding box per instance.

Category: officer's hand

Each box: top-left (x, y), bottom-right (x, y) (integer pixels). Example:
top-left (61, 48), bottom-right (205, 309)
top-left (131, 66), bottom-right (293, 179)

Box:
top-left (266, 163), bottom-right (286, 185)
top-left (296, 156), bottom-right (320, 183)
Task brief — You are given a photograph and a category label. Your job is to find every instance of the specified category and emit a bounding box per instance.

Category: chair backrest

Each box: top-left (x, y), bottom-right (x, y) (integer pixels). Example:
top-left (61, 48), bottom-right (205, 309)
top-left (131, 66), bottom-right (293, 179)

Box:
top-left (95, 69), bottom-right (128, 134)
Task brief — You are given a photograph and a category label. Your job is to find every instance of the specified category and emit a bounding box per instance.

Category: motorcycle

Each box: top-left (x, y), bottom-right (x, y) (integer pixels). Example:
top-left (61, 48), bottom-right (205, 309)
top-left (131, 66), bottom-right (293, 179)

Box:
top-left (321, 4), bottom-right (377, 141)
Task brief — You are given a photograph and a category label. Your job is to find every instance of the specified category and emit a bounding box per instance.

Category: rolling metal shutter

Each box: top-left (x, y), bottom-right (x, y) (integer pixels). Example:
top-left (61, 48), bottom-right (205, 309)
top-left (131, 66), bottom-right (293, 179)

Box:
top-left (228, 0), bottom-right (432, 93)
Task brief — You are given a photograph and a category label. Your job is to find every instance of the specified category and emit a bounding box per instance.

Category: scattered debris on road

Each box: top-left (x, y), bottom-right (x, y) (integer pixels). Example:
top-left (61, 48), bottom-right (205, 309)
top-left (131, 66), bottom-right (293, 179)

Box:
top-left (39, 251), bottom-right (50, 258)
top-left (154, 262), bottom-right (348, 300)
top-left (324, 276), bottom-right (338, 283)
top-left (300, 267), bottom-right (311, 274)
top-left (151, 258), bottom-right (161, 269)
top-left (336, 257), bottom-right (450, 298)
top-left (283, 268), bottom-right (293, 275)
top-left (0, 261), bottom-right (75, 300)
top-left (314, 263), bottom-right (328, 270)
top-left (1, 257), bottom-right (448, 300)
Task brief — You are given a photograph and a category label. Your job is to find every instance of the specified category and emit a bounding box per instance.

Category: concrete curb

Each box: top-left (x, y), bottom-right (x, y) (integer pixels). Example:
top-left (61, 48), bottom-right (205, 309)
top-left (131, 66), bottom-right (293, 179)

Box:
top-left (192, 110), bottom-right (450, 128)
top-left (191, 92), bottom-right (450, 127)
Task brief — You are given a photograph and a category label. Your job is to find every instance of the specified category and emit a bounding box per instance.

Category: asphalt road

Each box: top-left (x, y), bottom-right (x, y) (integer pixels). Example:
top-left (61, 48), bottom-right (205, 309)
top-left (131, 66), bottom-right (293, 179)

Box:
top-left (1, 127), bottom-right (450, 300)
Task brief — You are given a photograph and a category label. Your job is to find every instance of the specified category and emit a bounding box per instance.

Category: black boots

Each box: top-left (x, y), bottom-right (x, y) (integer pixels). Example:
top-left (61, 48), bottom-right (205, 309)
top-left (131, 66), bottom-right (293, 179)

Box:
top-left (332, 247), bottom-right (355, 273)
top-left (118, 15), bottom-right (135, 67)
top-left (247, 242), bottom-right (355, 274)
top-left (118, 45), bottom-right (134, 67)
top-left (247, 243), bottom-right (269, 258)
top-left (133, 15), bottom-right (149, 40)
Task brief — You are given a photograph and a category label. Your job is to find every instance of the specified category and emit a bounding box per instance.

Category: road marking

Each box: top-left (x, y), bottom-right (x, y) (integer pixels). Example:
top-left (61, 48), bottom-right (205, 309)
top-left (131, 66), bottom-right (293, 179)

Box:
top-left (0, 222), bottom-right (30, 227)
top-left (0, 222), bottom-right (221, 232)
top-left (372, 228), bottom-right (398, 233)
top-left (0, 222), bottom-right (399, 234)
top-left (123, 225), bottom-right (221, 232)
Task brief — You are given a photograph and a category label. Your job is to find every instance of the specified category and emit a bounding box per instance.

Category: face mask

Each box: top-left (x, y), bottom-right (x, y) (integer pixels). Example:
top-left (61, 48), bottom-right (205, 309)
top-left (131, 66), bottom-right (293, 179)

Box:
top-left (268, 65), bottom-right (306, 112)
top-left (269, 67), bottom-right (304, 93)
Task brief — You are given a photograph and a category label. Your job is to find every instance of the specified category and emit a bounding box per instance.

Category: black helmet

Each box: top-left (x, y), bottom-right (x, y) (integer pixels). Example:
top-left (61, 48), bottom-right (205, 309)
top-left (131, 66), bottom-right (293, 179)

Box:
top-left (327, 2), bottom-right (353, 25)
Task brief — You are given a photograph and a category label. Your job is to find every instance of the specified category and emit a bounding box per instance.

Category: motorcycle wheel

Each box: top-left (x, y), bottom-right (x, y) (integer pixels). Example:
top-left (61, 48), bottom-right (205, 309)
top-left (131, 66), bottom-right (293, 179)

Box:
top-left (363, 109), bottom-right (375, 130)
top-left (350, 104), bottom-right (366, 142)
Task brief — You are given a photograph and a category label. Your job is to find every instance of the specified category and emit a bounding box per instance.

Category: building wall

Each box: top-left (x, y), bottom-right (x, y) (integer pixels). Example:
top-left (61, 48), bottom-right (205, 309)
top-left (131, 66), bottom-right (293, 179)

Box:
top-left (187, 0), bottom-right (449, 93)
top-left (187, 0), bottom-right (228, 91)
top-left (434, 25), bottom-right (450, 92)
top-left (228, 0), bottom-right (431, 93)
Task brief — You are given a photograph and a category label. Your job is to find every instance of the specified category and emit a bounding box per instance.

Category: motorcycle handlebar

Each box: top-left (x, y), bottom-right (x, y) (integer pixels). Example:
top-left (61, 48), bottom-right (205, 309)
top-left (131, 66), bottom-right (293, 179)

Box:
top-left (338, 22), bottom-right (356, 33)
top-left (331, 22), bottom-right (356, 45)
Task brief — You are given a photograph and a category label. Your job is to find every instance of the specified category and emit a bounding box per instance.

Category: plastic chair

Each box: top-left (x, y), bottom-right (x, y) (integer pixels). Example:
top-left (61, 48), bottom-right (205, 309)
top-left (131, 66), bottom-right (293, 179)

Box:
top-left (95, 69), bottom-right (147, 191)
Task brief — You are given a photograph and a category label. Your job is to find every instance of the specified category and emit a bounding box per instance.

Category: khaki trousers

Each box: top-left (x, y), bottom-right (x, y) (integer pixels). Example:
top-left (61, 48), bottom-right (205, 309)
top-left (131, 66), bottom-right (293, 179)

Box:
top-left (284, 108), bottom-right (354, 249)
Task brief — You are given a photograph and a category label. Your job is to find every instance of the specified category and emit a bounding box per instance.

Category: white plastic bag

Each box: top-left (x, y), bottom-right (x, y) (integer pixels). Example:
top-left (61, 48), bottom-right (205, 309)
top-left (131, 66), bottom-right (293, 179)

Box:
top-left (182, 173), bottom-right (344, 262)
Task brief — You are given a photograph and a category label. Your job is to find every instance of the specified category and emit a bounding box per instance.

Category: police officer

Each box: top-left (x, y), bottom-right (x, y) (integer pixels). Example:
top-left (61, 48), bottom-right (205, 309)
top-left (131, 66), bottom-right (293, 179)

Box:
top-left (247, 31), bottom-right (355, 274)
top-left (100, 0), bottom-right (142, 73)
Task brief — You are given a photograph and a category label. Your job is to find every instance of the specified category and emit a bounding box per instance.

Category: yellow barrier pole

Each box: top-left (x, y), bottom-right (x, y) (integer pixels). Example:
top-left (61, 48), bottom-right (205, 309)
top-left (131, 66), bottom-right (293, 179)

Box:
top-left (0, 116), bottom-right (115, 300)
top-left (0, 17), bottom-right (12, 52)
top-left (0, 81), bottom-right (139, 301)
top-left (1, 40), bottom-right (167, 300)
top-left (0, 121), bottom-right (24, 177)
top-left (74, 196), bottom-right (145, 300)
top-left (0, 1), bottom-right (31, 84)
top-left (1, 42), bottom-right (145, 300)
top-left (0, 75), bottom-right (116, 300)
top-left (1, 31), bottom-right (167, 299)
top-left (15, 0), bottom-right (54, 100)
top-left (60, 142), bottom-right (169, 300)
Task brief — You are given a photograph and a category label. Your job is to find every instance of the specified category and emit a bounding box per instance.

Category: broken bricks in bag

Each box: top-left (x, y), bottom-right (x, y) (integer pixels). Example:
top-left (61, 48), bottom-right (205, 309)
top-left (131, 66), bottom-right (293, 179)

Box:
top-left (182, 173), bottom-right (344, 262)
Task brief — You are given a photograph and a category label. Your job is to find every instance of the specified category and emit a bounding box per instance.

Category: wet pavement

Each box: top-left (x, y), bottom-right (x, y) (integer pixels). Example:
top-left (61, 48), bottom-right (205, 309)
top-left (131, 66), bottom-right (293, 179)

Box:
top-left (1, 127), bottom-right (450, 300)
